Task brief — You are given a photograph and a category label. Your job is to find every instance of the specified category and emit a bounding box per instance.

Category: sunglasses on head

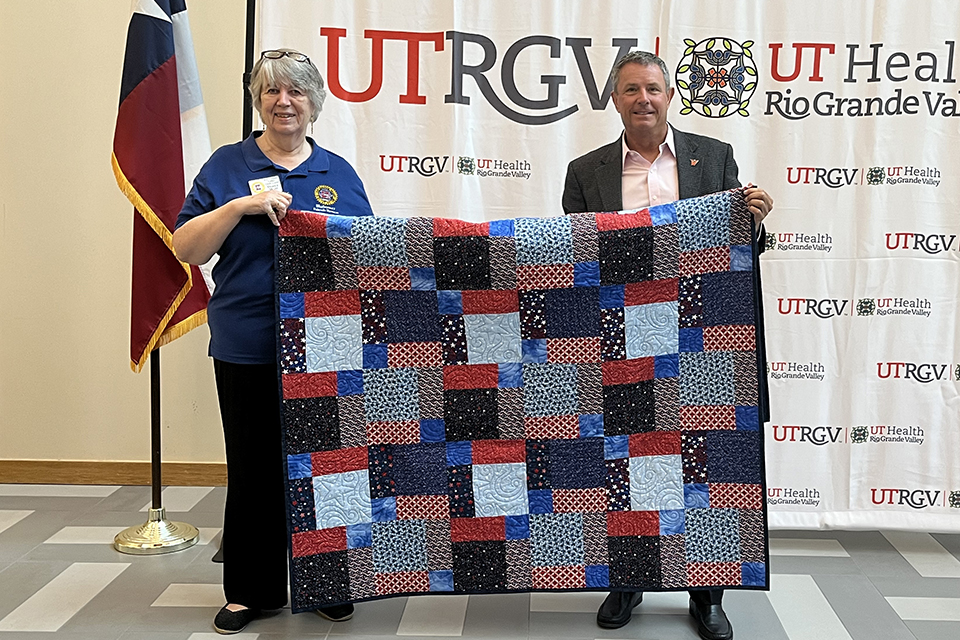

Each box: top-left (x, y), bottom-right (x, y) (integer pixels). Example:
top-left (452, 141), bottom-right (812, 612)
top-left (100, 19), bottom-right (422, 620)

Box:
top-left (261, 50), bottom-right (310, 63)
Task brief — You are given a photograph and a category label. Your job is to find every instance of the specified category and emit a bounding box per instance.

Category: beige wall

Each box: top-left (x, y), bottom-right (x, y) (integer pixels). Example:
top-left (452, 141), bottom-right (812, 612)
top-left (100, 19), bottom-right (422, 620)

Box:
top-left (0, 1), bottom-right (248, 464)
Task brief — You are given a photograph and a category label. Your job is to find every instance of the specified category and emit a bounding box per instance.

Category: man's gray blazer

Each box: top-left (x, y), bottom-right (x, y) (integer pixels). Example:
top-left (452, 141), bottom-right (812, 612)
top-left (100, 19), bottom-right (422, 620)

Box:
top-left (561, 128), bottom-right (741, 214)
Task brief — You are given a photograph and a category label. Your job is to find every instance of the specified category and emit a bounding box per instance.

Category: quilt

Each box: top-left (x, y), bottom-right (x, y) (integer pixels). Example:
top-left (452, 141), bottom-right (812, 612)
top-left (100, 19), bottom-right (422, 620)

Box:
top-left (276, 189), bottom-right (768, 612)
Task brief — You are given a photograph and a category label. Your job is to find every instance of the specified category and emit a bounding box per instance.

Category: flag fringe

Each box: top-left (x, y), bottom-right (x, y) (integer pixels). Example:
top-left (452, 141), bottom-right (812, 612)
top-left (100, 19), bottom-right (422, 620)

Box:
top-left (114, 152), bottom-right (204, 373)
top-left (130, 308), bottom-right (209, 372)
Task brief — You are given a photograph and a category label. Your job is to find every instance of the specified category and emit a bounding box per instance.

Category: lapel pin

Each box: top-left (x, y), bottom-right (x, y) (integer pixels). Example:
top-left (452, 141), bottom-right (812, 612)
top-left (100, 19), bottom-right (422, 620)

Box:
top-left (690, 159), bottom-right (699, 166)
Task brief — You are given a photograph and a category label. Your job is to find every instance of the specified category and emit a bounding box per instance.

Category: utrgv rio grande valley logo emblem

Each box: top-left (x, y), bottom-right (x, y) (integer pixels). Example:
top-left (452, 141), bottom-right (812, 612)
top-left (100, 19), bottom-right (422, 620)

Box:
top-left (867, 167), bottom-right (885, 185)
top-left (457, 156), bottom-right (476, 175)
top-left (675, 38), bottom-right (758, 118)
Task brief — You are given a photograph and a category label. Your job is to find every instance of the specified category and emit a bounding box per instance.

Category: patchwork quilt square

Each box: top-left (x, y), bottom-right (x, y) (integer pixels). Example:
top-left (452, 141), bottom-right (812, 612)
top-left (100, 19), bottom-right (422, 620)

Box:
top-left (278, 188), bottom-right (768, 611)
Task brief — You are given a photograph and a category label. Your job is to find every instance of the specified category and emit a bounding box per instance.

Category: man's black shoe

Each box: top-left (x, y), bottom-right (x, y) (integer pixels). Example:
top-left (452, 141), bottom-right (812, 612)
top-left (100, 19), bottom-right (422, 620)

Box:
top-left (315, 602), bottom-right (355, 621)
top-left (213, 605), bottom-right (261, 634)
top-left (596, 591), bottom-right (643, 629)
top-left (689, 597), bottom-right (733, 640)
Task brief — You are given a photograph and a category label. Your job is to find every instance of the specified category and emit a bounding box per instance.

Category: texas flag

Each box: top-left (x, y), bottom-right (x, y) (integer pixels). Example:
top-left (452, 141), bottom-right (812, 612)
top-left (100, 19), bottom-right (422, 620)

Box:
top-left (112, 0), bottom-right (212, 372)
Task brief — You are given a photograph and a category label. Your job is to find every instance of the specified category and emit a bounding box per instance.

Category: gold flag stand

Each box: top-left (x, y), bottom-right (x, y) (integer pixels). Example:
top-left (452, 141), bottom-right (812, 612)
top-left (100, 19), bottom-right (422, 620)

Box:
top-left (115, 349), bottom-right (199, 554)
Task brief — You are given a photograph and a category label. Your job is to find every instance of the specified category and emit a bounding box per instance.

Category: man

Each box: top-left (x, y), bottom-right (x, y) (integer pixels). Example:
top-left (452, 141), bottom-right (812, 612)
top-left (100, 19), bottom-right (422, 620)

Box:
top-left (562, 51), bottom-right (772, 640)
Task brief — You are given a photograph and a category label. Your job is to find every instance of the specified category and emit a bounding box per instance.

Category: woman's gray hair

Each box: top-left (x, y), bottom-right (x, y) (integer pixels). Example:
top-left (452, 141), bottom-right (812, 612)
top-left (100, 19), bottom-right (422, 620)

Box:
top-left (610, 51), bottom-right (671, 93)
top-left (249, 48), bottom-right (326, 122)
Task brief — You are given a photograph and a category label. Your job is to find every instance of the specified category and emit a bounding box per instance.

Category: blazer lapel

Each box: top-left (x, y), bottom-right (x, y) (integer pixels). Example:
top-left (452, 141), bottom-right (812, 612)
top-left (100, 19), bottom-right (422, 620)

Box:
top-left (674, 129), bottom-right (701, 200)
top-left (594, 139), bottom-right (623, 211)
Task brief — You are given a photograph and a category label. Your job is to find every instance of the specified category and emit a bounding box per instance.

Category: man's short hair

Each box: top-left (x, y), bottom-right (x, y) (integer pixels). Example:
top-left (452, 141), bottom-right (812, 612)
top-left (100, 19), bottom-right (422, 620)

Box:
top-left (610, 51), bottom-right (671, 94)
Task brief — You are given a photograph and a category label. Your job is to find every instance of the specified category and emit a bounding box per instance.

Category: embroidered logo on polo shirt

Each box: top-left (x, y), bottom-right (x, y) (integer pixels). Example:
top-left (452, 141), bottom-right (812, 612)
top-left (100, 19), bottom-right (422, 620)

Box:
top-left (315, 185), bottom-right (338, 206)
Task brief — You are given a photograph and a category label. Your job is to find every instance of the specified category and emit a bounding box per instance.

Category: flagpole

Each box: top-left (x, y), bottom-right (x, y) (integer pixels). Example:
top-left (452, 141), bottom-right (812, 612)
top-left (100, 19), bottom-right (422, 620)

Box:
top-left (114, 349), bottom-right (199, 554)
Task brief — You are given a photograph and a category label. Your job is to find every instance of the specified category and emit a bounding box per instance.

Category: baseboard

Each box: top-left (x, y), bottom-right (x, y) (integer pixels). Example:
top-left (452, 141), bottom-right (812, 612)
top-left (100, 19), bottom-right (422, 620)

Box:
top-left (0, 460), bottom-right (227, 486)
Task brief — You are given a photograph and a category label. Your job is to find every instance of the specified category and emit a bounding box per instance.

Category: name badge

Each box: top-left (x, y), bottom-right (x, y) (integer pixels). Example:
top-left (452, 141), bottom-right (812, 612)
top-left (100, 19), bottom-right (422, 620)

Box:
top-left (248, 176), bottom-right (282, 195)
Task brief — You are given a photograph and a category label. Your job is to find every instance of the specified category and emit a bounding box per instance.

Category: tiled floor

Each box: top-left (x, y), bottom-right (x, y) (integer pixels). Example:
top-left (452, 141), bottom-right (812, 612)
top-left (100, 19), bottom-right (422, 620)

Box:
top-left (1, 484), bottom-right (959, 639)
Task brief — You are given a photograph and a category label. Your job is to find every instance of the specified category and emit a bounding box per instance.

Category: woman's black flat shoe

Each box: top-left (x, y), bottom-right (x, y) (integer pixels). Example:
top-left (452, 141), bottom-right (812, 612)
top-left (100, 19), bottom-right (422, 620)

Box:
top-left (214, 605), bottom-right (262, 634)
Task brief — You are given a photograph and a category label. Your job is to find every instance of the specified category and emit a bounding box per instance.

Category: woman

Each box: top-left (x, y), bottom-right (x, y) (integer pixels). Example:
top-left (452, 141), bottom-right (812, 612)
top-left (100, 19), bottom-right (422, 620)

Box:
top-left (174, 48), bottom-right (373, 634)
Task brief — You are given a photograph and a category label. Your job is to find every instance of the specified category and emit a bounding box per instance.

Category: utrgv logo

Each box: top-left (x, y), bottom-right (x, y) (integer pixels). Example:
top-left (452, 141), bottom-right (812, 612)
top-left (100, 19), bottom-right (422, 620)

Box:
top-left (877, 362), bottom-right (953, 383)
top-left (871, 488), bottom-right (942, 509)
top-left (675, 37), bottom-right (758, 117)
top-left (777, 297), bottom-right (849, 318)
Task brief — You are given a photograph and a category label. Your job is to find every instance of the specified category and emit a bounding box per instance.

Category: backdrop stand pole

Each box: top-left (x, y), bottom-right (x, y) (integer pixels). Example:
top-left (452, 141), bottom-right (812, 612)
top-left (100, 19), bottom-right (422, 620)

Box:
top-left (115, 348), bottom-right (199, 555)
top-left (213, 0), bottom-right (258, 566)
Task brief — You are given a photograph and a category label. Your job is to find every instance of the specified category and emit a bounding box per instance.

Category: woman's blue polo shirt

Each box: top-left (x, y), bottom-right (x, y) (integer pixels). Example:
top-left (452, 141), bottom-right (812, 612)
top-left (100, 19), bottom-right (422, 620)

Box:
top-left (176, 133), bottom-right (373, 364)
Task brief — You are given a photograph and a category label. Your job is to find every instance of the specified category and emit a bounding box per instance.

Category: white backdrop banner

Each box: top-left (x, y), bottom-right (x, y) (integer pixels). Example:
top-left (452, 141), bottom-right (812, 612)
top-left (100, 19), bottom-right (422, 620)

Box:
top-left (258, 1), bottom-right (960, 531)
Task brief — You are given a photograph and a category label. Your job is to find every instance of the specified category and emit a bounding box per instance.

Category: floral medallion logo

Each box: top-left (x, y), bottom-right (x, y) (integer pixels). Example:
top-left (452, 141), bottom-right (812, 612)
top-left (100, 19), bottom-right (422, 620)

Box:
top-left (950, 491), bottom-right (960, 508)
top-left (457, 157), bottom-right (476, 175)
top-left (850, 426), bottom-right (869, 444)
top-left (764, 232), bottom-right (777, 250)
top-left (857, 298), bottom-right (876, 316)
top-left (675, 38), bottom-right (758, 118)
top-left (866, 167), bottom-right (885, 185)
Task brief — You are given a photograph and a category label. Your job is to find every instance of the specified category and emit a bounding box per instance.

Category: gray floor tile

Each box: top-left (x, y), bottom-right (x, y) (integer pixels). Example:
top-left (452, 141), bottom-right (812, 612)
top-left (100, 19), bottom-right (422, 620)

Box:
top-left (721, 590), bottom-right (790, 640)
top-left (871, 575), bottom-right (960, 598)
top-left (529, 609), bottom-right (701, 639)
top-left (931, 532), bottom-right (960, 562)
top-left (188, 487), bottom-right (228, 514)
top-left (769, 555), bottom-right (864, 575)
top-left (0, 560), bottom-right (74, 620)
top-left (86, 486), bottom-right (153, 513)
top-left (462, 593), bottom-right (530, 637)
top-left (832, 531), bottom-right (920, 578)
top-left (0, 633), bottom-right (125, 640)
top-left (0, 510), bottom-right (80, 563)
top-left (326, 596), bottom-right (406, 635)
top-left (812, 574), bottom-right (915, 640)
top-left (904, 620), bottom-right (960, 640)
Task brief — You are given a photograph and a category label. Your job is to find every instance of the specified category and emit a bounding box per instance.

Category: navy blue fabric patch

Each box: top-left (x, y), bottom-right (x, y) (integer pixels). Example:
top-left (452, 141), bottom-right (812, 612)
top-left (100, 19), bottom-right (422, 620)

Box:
top-left (707, 431), bottom-right (761, 483)
top-left (526, 440), bottom-right (550, 490)
top-left (360, 290), bottom-right (387, 343)
top-left (384, 291), bottom-right (441, 342)
top-left (549, 439), bottom-right (605, 489)
top-left (545, 287), bottom-right (600, 338)
top-left (368, 445), bottom-right (396, 499)
top-left (702, 271), bottom-right (754, 326)
top-left (448, 465), bottom-right (475, 517)
top-left (392, 443), bottom-right (447, 495)
top-left (287, 477), bottom-right (316, 533)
